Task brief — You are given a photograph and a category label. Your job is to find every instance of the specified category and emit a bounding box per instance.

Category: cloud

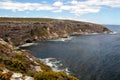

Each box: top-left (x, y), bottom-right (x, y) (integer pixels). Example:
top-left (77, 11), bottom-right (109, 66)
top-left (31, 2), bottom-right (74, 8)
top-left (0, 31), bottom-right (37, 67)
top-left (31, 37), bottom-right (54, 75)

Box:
top-left (0, 0), bottom-right (120, 15)
top-left (52, 1), bottom-right (63, 12)
top-left (0, 1), bottom-right (54, 11)
top-left (2, 0), bottom-right (12, 2)
top-left (71, 0), bottom-right (78, 5)
top-left (85, 0), bottom-right (120, 8)
top-left (101, 0), bottom-right (120, 8)
top-left (52, 0), bottom-right (101, 15)
top-left (53, 1), bottom-right (63, 7)
top-left (65, 0), bottom-right (120, 15)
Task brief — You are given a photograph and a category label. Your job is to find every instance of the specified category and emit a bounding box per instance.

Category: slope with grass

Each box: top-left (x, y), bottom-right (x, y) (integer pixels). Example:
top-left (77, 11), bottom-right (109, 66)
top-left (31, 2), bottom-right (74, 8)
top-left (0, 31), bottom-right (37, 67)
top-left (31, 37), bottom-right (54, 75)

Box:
top-left (0, 38), bottom-right (78, 80)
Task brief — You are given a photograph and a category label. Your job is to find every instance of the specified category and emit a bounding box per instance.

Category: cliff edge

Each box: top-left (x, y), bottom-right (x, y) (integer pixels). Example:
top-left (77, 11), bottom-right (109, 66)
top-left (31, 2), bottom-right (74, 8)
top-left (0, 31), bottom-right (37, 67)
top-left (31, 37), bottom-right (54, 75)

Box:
top-left (0, 17), bottom-right (111, 46)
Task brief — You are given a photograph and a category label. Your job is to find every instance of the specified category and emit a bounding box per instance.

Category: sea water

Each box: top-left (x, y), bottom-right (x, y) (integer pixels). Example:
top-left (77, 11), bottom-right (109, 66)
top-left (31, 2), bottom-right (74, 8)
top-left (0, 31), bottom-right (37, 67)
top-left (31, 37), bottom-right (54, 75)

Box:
top-left (24, 25), bottom-right (120, 80)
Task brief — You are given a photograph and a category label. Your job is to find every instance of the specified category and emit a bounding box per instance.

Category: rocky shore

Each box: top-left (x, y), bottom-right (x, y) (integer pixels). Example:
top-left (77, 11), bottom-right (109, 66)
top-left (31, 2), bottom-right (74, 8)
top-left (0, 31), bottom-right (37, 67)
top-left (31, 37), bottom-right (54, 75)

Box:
top-left (0, 38), bottom-right (78, 80)
top-left (0, 17), bottom-right (111, 80)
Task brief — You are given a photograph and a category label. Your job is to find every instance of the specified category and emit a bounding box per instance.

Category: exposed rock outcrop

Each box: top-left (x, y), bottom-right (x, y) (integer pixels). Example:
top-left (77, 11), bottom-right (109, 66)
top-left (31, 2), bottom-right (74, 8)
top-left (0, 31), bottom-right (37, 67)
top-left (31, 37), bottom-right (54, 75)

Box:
top-left (0, 17), bottom-right (111, 46)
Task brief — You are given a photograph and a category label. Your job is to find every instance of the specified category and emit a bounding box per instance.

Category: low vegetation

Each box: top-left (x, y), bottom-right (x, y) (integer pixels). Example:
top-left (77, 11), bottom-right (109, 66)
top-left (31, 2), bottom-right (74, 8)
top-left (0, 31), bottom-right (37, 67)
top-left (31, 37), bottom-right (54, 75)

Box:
top-left (31, 28), bottom-right (48, 37)
top-left (0, 17), bottom-right (56, 22)
top-left (34, 71), bottom-right (78, 80)
top-left (0, 39), bottom-right (78, 80)
top-left (0, 40), bottom-right (51, 74)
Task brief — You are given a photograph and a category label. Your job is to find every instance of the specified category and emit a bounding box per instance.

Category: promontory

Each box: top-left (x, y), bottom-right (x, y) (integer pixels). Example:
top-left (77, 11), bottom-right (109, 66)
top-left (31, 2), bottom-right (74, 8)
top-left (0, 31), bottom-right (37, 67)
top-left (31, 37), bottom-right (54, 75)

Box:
top-left (0, 17), bottom-right (111, 46)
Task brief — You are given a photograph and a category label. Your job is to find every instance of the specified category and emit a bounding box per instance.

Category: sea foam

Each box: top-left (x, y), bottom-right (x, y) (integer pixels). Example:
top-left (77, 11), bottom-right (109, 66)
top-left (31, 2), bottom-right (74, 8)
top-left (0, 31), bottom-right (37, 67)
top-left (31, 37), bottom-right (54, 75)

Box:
top-left (47, 36), bottom-right (72, 42)
top-left (39, 58), bottom-right (70, 75)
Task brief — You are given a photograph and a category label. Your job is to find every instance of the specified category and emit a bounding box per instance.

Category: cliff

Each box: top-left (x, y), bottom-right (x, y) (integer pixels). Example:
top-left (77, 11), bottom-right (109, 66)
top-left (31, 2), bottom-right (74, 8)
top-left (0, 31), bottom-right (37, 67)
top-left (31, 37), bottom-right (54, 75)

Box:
top-left (0, 38), bottom-right (78, 80)
top-left (0, 17), bottom-right (111, 46)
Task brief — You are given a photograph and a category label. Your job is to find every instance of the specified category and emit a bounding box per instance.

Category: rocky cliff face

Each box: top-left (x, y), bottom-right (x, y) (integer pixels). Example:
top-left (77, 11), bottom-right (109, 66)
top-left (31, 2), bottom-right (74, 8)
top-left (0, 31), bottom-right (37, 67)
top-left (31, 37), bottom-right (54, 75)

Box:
top-left (0, 18), bottom-right (111, 80)
top-left (0, 18), bottom-right (111, 46)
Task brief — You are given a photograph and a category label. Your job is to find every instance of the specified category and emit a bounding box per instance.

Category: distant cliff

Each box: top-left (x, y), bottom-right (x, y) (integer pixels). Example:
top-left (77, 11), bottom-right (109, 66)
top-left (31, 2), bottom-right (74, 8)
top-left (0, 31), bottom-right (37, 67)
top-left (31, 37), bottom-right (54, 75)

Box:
top-left (0, 17), bottom-right (111, 46)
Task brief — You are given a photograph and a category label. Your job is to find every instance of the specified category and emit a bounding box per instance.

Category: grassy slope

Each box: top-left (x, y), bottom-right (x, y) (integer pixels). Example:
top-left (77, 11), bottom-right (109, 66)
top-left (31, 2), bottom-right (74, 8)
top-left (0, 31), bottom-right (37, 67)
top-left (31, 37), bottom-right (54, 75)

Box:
top-left (0, 39), bottom-right (78, 80)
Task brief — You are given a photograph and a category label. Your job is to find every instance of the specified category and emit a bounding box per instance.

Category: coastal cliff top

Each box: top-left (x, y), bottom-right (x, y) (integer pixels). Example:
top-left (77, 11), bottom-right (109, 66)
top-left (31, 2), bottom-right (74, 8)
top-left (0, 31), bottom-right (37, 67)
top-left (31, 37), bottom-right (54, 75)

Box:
top-left (0, 17), bottom-right (100, 25)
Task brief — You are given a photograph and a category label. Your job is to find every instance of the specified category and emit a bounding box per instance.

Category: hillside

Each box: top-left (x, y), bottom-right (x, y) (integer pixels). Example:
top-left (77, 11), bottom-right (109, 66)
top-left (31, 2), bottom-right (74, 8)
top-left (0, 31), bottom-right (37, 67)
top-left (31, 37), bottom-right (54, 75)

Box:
top-left (0, 17), bottom-right (111, 46)
top-left (0, 38), bottom-right (78, 80)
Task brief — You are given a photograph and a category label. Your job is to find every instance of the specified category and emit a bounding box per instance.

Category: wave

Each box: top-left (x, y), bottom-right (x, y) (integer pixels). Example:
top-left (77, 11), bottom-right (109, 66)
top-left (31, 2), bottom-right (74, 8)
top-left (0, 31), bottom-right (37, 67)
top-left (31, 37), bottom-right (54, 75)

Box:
top-left (19, 43), bottom-right (38, 48)
top-left (39, 58), bottom-right (70, 75)
top-left (109, 31), bottom-right (118, 35)
top-left (48, 36), bottom-right (72, 42)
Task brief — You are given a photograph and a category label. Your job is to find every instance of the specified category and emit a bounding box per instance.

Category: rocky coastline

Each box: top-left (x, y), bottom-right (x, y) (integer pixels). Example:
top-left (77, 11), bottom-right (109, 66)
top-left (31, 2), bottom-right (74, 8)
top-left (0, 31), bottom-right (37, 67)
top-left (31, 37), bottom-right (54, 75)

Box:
top-left (0, 17), bottom-right (111, 80)
top-left (0, 17), bottom-right (111, 46)
top-left (0, 38), bottom-right (78, 80)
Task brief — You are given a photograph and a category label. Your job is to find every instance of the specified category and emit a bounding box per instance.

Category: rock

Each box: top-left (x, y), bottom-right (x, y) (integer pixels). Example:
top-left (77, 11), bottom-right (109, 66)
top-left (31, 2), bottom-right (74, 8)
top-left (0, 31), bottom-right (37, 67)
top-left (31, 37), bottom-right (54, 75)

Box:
top-left (35, 66), bottom-right (42, 72)
top-left (10, 73), bottom-right (23, 80)
top-left (2, 68), bottom-right (10, 73)
top-left (24, 76), bottom-right (34, 80)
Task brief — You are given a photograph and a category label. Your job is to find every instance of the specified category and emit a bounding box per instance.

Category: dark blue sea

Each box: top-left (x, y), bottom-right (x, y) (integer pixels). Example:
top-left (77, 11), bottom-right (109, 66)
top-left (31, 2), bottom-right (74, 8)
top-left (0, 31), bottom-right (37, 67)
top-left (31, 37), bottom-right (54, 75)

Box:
top-left (24, 25), bottom-right (120, 80)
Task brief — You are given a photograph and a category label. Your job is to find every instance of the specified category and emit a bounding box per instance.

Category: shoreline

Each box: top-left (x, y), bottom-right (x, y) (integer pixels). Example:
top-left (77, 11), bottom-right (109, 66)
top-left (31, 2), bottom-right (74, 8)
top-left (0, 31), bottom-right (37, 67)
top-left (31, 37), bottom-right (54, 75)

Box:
top-left (40, 58), bottom-right (70, 75)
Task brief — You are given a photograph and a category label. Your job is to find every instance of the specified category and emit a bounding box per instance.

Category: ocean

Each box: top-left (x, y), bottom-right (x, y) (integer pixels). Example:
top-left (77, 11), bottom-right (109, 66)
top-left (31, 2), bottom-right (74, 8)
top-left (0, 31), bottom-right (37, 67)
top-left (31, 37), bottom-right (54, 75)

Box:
top-left (23, 25), bottom-right (120, 80)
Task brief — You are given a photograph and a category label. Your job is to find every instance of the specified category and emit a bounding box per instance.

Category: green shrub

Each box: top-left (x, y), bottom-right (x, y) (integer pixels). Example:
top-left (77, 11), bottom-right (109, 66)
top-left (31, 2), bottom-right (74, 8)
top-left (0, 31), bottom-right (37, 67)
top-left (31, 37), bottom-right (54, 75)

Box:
top-left (10, 59), bottom-right (27, 73)
top-left (31, 28), bottom-right (48, 37)
top-left (36, 60), bottom-right (51, 71)
top-left (0, 57), bottom-right (27, 73)
top-left (15, 52), bottom-right (25, 60)
top-left (2, 58), bottom-right (12, 65)
top-left (0, 72), bottom-right (2, 77)
top-left (34, 71), bottom-right (78, 80)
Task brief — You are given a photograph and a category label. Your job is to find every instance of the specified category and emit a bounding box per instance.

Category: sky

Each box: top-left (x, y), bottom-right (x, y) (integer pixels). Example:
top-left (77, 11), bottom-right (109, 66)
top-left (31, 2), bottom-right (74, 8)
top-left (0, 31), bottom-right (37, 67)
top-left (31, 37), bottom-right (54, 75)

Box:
top-left (0, 0), bottom-right (120, 25)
